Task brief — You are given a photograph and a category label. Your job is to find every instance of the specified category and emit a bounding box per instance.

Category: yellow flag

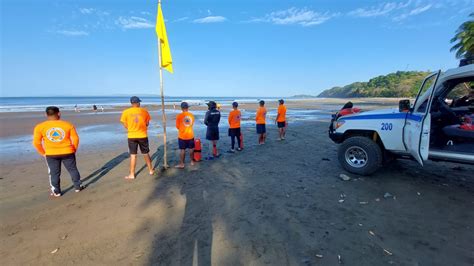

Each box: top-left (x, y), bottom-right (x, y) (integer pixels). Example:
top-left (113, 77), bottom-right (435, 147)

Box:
top-left (156, 3), bottom-right (173, 73)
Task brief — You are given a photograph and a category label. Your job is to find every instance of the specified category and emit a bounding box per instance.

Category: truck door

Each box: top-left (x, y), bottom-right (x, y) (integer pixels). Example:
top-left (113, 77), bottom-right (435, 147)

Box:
top-left (403, 71), bottom-right (441, 165)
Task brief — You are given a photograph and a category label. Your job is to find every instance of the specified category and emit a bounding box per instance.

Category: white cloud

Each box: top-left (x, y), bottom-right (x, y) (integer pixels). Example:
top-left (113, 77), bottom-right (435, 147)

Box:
top-left (116, 16), bottom-right (154, 29)
top-left (252, 7), bottom-right (337, 27)
top-left (55, 30), bottom-right (89, 36)
top-left (79, 8), bottom-right (109, 16)
top-left (174, 17), bottom-right (189, 22)
top-left (393, 4), bottom-right (432, 21)
top-left (193, 16), bottom-right (227, 24)
top-left (348, 2), bottom-right (400, 17)
top-left (79, 8), bottom-right (95, 14)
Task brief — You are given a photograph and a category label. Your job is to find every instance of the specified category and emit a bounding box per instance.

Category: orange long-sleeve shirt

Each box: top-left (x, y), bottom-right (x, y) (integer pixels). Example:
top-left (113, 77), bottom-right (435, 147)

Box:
top-left (33, 120), bottom-right (79, 156)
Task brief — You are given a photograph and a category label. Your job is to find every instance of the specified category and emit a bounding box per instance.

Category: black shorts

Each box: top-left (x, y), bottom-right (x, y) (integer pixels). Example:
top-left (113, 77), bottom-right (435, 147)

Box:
top-left (206, 127), bottom-right (219, 141)
top-left (228, 128), bottom-right (241, 137)
top-left (277, 121), bottom-right (286, 128)
top-left (128, 138), bottom-right (150, 154)
top-left (178, 138), bottom-right (195, 150)
top-left (256, 124), bottom-right (266, 134)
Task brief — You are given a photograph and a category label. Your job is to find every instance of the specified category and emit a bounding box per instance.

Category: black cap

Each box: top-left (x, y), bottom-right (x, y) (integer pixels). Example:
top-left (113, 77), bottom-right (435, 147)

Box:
top-left (279, 99), bottom-right (284, 104)
top-left (130, 96), bottom-right (141, 103)
top-left (232, 101), bottom-right (238, 107)
top-left (181, 102), bottom-right (189, 109)
top-left (259, 100), bottom-right (265, 106)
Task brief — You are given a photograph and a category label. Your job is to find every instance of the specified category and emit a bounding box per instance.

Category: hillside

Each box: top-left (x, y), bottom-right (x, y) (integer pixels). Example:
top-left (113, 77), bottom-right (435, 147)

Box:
top-left (318, 71), bottom-right (431, 98)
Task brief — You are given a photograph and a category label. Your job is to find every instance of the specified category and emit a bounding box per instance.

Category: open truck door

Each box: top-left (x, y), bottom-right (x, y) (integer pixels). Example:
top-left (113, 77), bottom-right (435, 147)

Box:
top-left (403, 70), bottom-right (441, 165)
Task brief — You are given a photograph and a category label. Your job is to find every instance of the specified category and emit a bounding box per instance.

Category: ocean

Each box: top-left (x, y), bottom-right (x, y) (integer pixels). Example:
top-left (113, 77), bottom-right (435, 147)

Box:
top-left (0, 96), bottom-right (282, 113)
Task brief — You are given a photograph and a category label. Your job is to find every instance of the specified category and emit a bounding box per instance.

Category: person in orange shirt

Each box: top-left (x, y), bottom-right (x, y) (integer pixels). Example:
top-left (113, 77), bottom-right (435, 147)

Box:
top-left (33, 106), bottom-right (84, 197)
top-left (175, 102), bottom-right (195, 169)
top-left (256, 100), bottom-right (267, 145)
top-left (275, 99), bottom-right (287, 140)
top-left (228, 101), bottom-right (242, 152)
top-left (120, 96), bottom-right (154, 180)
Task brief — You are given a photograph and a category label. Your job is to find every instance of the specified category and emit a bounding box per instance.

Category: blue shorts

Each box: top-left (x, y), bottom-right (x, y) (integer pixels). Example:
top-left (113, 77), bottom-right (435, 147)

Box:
top-left (277, 121), bottom-right (286, 128)
top-left (178, 138), bottom-right (195, 150)
top-left (256, 124), bottom-right (266, 134)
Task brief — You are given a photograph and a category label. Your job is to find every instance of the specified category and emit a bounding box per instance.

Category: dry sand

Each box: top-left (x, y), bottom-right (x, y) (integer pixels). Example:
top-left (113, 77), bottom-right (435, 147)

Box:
top-left (1, 120), bottom-right (473, 265)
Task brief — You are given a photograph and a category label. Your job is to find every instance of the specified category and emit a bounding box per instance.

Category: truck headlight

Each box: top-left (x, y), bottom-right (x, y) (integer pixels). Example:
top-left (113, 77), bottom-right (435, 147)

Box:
top-left (335, 121), bottom-right (345, 129)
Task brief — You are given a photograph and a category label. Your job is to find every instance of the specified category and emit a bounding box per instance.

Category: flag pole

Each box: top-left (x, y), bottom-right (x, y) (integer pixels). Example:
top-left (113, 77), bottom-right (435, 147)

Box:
top-left (157, 0), bottom-right (169, 169)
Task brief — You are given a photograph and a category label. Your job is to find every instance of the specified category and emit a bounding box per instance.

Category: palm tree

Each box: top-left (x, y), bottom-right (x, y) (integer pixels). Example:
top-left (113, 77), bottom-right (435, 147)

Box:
top-left (450, 13), bottom-right (474, 59)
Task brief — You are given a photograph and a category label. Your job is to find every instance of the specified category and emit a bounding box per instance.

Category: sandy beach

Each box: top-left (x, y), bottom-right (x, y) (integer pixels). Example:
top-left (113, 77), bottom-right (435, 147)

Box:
top-left (0, 98), bottom-right (473, 265)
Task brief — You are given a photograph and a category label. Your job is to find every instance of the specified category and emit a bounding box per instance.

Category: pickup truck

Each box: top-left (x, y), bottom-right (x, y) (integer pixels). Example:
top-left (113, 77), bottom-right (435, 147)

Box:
top-left (329, 64), bottom-right (474, 175)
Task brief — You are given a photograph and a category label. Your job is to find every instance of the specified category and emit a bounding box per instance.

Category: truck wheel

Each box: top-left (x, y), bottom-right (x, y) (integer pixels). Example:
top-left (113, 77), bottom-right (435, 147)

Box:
top-left (338, 136), bottom-right (383, 176)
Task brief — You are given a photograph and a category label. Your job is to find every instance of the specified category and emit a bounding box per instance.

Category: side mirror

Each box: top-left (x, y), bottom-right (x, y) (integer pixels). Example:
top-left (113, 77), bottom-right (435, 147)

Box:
top-left (399, 99), bottom-right (410, 113)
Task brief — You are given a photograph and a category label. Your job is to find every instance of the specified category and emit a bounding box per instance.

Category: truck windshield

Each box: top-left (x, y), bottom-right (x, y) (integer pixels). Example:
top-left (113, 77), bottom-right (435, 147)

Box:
top-left (413, 72), bottom-right (438, 113)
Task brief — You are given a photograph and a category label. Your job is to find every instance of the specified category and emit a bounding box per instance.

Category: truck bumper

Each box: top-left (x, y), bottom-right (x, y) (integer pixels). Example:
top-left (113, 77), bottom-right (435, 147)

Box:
top-left (328, 130), bottom-right (344, 143)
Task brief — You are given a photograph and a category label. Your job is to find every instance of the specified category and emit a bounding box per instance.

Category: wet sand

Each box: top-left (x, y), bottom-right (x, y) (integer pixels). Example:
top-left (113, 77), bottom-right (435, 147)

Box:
top-left (0, 120), bottom-right (473, 265)
top-left (0, 98), bottom-right (402, 138)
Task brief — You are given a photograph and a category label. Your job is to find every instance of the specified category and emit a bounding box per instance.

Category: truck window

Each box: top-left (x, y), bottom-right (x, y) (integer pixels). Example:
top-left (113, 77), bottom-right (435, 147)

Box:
top-left (414, 74), bottom-right (437, 113)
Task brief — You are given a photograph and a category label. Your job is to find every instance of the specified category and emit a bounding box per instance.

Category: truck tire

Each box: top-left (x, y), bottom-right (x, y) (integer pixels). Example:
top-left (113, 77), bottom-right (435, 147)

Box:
top-left (338, 136), bottom-right (383, 176)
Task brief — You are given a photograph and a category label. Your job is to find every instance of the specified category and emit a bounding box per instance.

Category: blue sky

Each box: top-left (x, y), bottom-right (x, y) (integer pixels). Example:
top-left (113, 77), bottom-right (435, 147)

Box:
top-left (1, 0), bottom-right (472, 97)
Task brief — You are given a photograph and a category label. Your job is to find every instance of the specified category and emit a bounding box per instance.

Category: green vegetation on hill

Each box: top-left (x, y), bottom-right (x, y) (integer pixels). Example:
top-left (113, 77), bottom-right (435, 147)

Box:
top-left (318, 71), bottom-right (431, 98)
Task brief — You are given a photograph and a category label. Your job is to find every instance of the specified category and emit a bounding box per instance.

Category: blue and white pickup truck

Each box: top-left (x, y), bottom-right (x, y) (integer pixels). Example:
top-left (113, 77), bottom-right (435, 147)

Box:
top-left (329, 64), bottom-right (474, 175)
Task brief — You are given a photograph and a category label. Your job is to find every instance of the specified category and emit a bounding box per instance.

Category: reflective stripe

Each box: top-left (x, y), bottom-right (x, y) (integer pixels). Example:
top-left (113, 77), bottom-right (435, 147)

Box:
top-left (44, 158), bottom-right (56, 193)
top-left (340, 113), bottom-right (423, 122)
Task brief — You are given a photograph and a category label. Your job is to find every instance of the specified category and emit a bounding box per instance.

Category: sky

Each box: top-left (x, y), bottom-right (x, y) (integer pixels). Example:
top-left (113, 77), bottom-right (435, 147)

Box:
top-left (1, 0), bottom-right (473, 97)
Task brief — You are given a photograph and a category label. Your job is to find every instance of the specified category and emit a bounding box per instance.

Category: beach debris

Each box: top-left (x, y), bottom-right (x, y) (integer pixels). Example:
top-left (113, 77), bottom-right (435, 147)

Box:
top-left (338, 199), bottom-right (345, 203)
top-left (339, 174), bottom-right (351, 181)
top-left (383, 248), bottom-right (393, 256)
top-left (358, 223), bottom-right (363, 226)
top-left (368, 230), bottom-right (375, 236)
top-left (338, 254), bottom-right (342, 264)
top-left (60, 234), bottom-right (68, 240)
top-left (417, 192), bottom-right (421, 196)
top-left (286, 193), bottom-right (290, 198)
top-left (383, 192), bottom-right (393, 199)
top-left (33, 226), bottom-right (38, 231)
top-left (359, 201), bottom-right (369, 205)
top-left (51, 248), bottom-right (59, 254)
top-left (135, 252), bottom-right (144, 259)
top-left (375, 198), bottom-right (380, 202)
top-left (322, 158), bottom-right (331, 161)
top-left (315, 254), bottom-right (323, 258)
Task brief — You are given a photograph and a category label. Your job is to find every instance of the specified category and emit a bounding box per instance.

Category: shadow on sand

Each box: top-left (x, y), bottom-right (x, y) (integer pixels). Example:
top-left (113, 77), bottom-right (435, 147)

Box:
top-left (63, 152), bottom-right (129, 194)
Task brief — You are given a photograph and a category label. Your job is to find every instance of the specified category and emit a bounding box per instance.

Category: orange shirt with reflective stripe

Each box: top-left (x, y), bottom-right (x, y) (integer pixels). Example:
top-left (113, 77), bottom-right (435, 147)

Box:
top-left (120, 107), bottom-right (151, 139)
top-left (33, 120), bottom-right (79, 156)
top-left (256, 107), bottom-right (267, 125)
top-left (176, 111), bottom-right (195, 140)
top-left (277, 104), bottom-right (287, 122)
top-left (228, 109), bottom-right (241, 129)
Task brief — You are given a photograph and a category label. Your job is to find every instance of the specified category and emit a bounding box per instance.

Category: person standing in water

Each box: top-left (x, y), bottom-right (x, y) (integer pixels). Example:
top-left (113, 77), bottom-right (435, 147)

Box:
top-left (275, 99), bottom-right (287, 140)
top-left (204, 101), bottom-right (221, 160)
top-left (33, 106), bottom-right (84, 197)
top-left (228, 101), bottom-right (242, 152)
top-left (256, 100), bottom-right (267, 145)
top-left (120, 96), bottom-right (154, 180)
